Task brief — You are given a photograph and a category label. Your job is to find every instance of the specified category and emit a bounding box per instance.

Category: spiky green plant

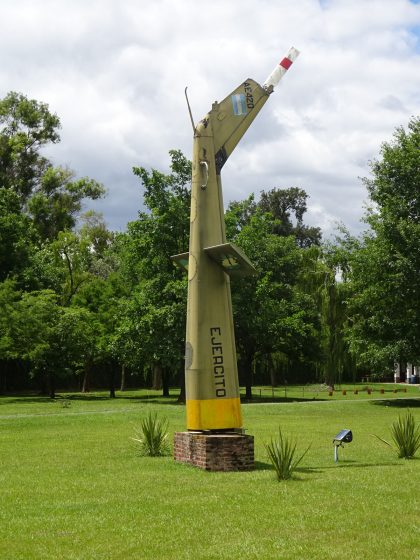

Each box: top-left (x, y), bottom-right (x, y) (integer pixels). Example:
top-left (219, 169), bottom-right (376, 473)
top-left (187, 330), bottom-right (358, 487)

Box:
top-left (374, 410), bottom-right (420, 459)
top-left (265, 428), bottom-right (310, 480)
top-left (132, 412), bottom-right (170, 457)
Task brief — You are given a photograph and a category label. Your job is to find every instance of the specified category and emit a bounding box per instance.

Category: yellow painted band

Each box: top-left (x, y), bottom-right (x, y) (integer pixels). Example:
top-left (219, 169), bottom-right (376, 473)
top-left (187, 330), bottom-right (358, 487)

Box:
top-left (186, 397), bottom-right (242, 431)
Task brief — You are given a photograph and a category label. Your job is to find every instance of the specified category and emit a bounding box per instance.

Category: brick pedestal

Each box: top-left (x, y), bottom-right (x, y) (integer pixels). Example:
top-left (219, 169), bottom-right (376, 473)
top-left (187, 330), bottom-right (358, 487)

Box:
top-left (174, 431), bottom-right (254, 471)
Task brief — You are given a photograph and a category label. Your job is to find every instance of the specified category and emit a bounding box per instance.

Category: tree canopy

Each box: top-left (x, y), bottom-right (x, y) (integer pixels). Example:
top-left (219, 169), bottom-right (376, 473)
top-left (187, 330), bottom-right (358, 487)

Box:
top-left (1, 89), bottom-right (418, 395)
top-left (346, 117), bottom-right (420, 371)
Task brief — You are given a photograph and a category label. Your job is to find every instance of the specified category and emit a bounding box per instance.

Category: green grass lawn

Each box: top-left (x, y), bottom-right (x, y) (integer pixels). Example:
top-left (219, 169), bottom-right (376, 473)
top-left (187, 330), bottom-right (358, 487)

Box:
top-left (1, 388), bottom-right (419, 560)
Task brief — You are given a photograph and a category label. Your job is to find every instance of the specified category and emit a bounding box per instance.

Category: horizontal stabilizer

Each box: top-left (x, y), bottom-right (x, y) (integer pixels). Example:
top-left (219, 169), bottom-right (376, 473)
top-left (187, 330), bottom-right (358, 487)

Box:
top-left (171, 244), bottom-right (256, 278)
top-left (204, 243), bottom-right (256, 278)
top-left (171, 252), bottom-right (189, 273)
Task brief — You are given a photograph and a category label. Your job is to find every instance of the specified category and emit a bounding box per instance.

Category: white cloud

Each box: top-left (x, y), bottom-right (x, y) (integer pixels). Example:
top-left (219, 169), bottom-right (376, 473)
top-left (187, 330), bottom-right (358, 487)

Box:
top-left (0, 0), bottom-right (419, 235)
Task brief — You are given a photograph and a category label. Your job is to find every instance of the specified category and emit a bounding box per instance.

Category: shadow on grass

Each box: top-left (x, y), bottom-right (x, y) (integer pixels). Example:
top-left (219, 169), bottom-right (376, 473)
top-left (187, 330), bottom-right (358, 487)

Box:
top-left (370, 398), bottom-right (420, 408)
top-left (241, 397), bottom-right (328, 404)
top-left (5, 393), bottom-right (417, 407)
top-left (266, 467), bottom-right (325, 482)
top-left (0, 393), bottom-right (181, 405)
top-left (2, 393), bottom-right (333, 407)
top-left (62, 394), bottom-right (180, 404)
top-left (294, 466), bottom-right (324, 476)
top-left (0, 395), bottom-right (58, 405)
top-left (254, 460), bottom-right (273, 471)
top-left (263, 461), bottom-right (398, 481)
top-left (255, 461), bottom-right (324, 478)
top-left (321, 460), bottom-right (404, 470)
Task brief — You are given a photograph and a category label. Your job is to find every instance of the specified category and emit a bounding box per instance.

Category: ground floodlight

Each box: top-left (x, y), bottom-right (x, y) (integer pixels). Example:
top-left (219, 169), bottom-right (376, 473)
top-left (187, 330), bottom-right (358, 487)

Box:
top-left (333, 429), bottom-right (353, 462)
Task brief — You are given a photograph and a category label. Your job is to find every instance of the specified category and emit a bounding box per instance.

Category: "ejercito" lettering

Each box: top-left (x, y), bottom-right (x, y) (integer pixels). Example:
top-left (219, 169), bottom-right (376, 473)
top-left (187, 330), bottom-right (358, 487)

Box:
top-left (210, 327), bottom-right (226, 397)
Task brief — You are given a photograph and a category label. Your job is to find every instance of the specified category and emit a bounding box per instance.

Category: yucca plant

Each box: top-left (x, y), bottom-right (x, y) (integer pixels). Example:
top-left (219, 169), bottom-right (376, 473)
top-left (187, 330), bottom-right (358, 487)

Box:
top-left (265, 428), bottom-right (310, 481)
top-left (132, 412), bottom-right (170, 457)
top-left (374, 410), bottom-right (420, 459)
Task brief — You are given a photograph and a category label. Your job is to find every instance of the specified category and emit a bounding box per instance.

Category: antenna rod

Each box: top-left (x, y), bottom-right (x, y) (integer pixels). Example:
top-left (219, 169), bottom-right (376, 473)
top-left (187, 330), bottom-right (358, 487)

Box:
top-left (184, 87), bottom-right (196, 132)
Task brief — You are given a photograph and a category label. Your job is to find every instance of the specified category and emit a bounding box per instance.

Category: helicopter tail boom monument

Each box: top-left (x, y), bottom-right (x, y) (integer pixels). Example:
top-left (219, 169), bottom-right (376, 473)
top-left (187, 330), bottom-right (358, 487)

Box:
top-left (173, 47), bottom-right (299, 470)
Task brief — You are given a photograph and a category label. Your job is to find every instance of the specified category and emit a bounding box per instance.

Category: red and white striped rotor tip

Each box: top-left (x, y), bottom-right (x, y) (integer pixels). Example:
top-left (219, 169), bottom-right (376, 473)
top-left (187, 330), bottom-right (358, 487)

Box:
top-left (263, 47), bottom-right (300, 91)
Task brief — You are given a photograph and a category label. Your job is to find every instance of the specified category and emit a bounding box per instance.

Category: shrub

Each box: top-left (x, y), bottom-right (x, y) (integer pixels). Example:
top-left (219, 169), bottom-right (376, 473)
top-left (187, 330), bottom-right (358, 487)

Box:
top-left (132, 412), bottom-right (171, 457)
top-left (265, 428), bottom-right (310, 480)
top-left (373, 410), bottom-right (420, 459)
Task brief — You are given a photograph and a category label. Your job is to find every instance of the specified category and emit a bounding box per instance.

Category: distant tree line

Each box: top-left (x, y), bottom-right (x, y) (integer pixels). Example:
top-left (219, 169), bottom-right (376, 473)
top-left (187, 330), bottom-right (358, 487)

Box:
top-left (0, 91), bottom-right (419, 398)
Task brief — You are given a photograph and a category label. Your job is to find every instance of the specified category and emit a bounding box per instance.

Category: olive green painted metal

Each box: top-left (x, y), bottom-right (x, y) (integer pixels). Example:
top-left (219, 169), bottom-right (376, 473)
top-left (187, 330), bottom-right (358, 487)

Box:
top-left (172, 48), bottom-right (300, 430)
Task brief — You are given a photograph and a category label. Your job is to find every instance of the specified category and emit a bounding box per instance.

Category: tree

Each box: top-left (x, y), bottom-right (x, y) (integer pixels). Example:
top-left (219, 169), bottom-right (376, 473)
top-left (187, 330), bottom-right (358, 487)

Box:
top-left (0, 91), bottom-right (60, 199)
top-left (114, 150), bottom-right (190, 396)
top-left (79, 210), bottom-right (114, 259)
top-left (0, 91), bottom-right (115, 394)
top-left (258, 187), bottom-right (321, 247)
top-left (27, 167), bottom-right (105, 241)
top-left (0, 91), bottom-right (105, 243)
top-left (9, 290), bottom-right (62, 397)
top-left (227, 209), bottom-right (321, 397)
top-left (51, 231), bottom-right (93, 304)
top-left (316, 239), bottom-right (355, 387)
top-left (0, 188), bottom-right (36, 281)
top-left (122, 153), bottom-right (322, 397)
top-left (0, 280), bottom-right (21, 392)
top-left (227, 187), bottom-right (322, 248)
top-left (8, 289), bottom-right (106, 397)
top-left (113, 277), bottom-right (186, 395)
top-left (73, 269), bottom-right (127, 394)
top-left (58, 306), bottom-right (101, 394)
top-left (258, 187), bottom-right (322, 247)
top-left (347, 117), bottom-right (420, 371)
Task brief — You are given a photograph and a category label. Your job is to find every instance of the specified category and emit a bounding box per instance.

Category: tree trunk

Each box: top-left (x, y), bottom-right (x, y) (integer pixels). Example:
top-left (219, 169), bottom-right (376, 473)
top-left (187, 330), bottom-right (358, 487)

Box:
top-left (0, 360), bottom-right (7, 394)
top-left (162, 367), bottom-right (170, 397)
top-left (48, 373), bottom-right (55, 399)
top-left (269, 355), bottom-right (278, 387)
top-left (81, 360), bottom-right (92, 393)
top-left (324, 362), bottom-right (335, 390)
top-left (109, 366), bottom-right (116, 398)
top-left (177, 360), bottom-right (185, 403)
top-left (241, 353), bottom-right (253, 401)
top-left (120, 363), bottom-right (126, 391)
top-left (270, 368), bottom-right (277, 388)
top-left (152, 364), bottom-right (162, 390)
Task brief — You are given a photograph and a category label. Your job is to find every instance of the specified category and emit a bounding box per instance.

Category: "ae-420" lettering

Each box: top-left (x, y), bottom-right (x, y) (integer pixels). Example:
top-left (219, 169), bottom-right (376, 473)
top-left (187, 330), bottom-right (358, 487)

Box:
top-left (244, 82), bottom-right (254, 109)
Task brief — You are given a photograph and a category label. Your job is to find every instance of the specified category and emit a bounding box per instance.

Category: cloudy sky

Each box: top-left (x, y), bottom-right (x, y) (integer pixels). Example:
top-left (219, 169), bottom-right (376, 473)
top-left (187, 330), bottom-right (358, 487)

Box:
top-left (1, 0), bottom-right (419, 236)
